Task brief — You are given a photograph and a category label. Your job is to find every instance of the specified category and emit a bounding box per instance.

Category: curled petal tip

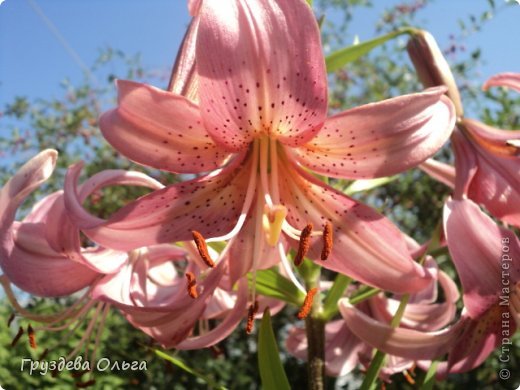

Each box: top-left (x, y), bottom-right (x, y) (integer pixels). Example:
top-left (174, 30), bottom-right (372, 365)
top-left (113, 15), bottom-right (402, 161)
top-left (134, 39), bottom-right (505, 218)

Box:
top-left (482, 72), bottom-right (520, 93)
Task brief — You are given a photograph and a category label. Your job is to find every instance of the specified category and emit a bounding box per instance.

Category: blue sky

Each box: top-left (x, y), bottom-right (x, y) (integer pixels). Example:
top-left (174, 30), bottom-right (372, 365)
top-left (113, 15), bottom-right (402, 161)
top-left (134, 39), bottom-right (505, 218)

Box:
top-left (0, 0), bottom-right (519, 111)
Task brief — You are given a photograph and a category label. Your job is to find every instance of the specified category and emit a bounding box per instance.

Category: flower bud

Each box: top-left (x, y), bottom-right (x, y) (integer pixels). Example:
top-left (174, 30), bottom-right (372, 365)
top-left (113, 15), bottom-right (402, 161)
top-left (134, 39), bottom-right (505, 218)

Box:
top-left (407, 30), bottom-right (464, 117)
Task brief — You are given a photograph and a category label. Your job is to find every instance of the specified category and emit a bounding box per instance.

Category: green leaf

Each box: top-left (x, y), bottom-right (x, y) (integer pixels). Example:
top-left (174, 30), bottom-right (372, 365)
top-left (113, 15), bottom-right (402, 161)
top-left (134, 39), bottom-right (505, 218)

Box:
top-left (325, 27), bottom-right (418, 72)
top-left (345, 175), bottom-right (398, 195)
top-left (153, 349), bottom-right (228, 390)
top-left (258, 309), bottom-right (291, 390)
top-left (248, 268), bottom-right (306, 306)
top-left (420, 360), bottom-right (438, 390)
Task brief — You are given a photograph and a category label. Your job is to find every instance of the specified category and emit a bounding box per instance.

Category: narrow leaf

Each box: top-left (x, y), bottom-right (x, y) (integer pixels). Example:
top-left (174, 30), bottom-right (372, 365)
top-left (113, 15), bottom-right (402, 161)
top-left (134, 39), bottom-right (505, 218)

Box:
top-left (248, 268), bottom-right (306, 306)
top-left (153, 349), bottom-right (227, 390)
top-left (345, 176), bottom-right (397, 195)
top-left (258, 309), bottom-right (291, 390)
top-left (325, 27), bottom-right (418, 72)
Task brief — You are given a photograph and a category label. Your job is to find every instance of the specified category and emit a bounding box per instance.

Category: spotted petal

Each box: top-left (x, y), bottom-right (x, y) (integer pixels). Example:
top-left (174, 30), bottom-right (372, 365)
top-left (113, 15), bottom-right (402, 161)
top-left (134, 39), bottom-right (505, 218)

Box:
top-left (291, 87), bottom-right (455, 179)
top-left (278, 158), bottom-right (434, 293)
top-left (196, 0), bottom-right (327, 150)
top-left (100, 80), bottom-right (231, 174)
top-left (444, 199), bottom-right (520, 319)
top-left (64, 154), bottom-right (251, 251)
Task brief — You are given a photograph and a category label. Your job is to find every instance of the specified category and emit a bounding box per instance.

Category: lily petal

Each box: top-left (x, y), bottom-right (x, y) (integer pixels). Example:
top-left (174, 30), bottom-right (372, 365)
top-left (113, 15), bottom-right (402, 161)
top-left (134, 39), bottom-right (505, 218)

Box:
top-left (291, 87), bottom-right (455, 179)
top-left (196, 0), bottom-right (327, 150)
top-left (64, 153), bottom-right (251, 251)
top-left (419, 158), bottom-right (455, 189)
top-left (370, 270), bottom-right (459, 331)
top-left (444, 199), bottom-right (520, 319)
top-left (99, 80), bottom-right (231, 174)
top-left (0, 151), bottom-right (98, 296)
top-left (187, 0), bottom-right (202, 16)
top-left (446, 308), bottom-right (509, 376)
top-left (456, 120), bottom-right (520, 226)
top-left (279, 158), bottom-right (434, 293)
top-left (226, 203), bottom-right (282, 286)
top-left (176, 278), bottom-right (249, 350)
top-left (482, 72), bottom-right (520, 92)
top-left (338, 299), bottom-right (466, 360)
top-left (127, 261), bottom-right (225, 348)
top-left (169, 16), bottom-right (200, 101)
top-left (2, 223), bottom-right (98, 297)
top-left (0, 149), bottom-right (57, 238)
top-left (45, 170), bottom-right (163, 274)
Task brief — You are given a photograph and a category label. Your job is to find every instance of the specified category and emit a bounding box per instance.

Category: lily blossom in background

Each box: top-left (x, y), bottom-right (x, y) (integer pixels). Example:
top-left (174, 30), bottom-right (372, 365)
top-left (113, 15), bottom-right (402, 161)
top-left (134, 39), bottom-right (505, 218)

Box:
top-left (0, 150), bottom-right (227, 382)
top-left (411, 27), bottom-right (520, 228)
top-left (337, 198), bottom-right (519, 378)
top-left (64, 0), bottom-right (456, 295)
top-left (288, 258), bottom-right (459, 379)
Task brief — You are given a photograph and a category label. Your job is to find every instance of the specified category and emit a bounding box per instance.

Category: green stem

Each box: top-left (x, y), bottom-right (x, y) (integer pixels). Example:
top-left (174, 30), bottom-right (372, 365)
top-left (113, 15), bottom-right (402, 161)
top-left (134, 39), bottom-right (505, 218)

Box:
top-left (349, 287), bottom-right (380, 305)
top-left (322, 274), bottom-right (351, 320)
top-left (359, 294), bottom-right (410, 390)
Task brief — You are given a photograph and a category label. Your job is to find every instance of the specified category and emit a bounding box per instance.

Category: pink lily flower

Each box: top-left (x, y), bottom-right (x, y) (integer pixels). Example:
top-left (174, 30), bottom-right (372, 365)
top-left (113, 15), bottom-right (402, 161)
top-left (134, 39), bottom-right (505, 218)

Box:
top-left (337, 198), bottom-right (519, 378)
top-left (0, 150), bottom-right (98, 296)
top-left (0, 151), bottom-right (219, 372)
top-left (64, 0), bottom-right (455, 294)
top-left (287, 258), bottom-right (459, 378)
top-left (87, 229), bottom-right (285, 350)
top-left (0, 150), bottom-right (166, 297)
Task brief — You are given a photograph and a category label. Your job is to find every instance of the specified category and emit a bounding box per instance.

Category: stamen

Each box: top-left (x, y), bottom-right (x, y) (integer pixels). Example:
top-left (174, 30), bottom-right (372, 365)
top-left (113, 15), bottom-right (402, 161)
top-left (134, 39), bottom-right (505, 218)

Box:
top-left (185, 272), bottom-right (199, 299)
top-left (260, 137), bottom-right (274, 207)
top-left (278, 243), bottom-right (307, 294)
top-left (263, 205), bottom-right (288, 246)
top-left (7, 312), bottom-right (15, 327)
top-left (297, 288), bottom-right (318, 319)
top-left (294, 224), bottom-right (313, 266)
top-left (65, 303), bottom-right (104, 362)
top-left (321, 222), bottom-right (333, 261)
top-left (191, 230), bottom-right (215, 268)
top-left (39, 348), bottom-right (49, 361)
top-left (76, 379), bottom-right (96, 388)
top-left (11, 326), bottom-right (24, 347)
top-left (269, 137), bottom-right (281, 203)
top-left (1, 275), bottom-right (94, 324)
top-left (87, 304), bottom-right (110, 377)
top-left (28, 324), bottom-right (37, 349)
top-left (206, 141), bottom-right (259, 243)
top-left (403, 370), bottom-right (416, 385)
top-left (251, 190), bottom-right (267, 303)
top-left (245, 301), bottom-right (259, 334)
